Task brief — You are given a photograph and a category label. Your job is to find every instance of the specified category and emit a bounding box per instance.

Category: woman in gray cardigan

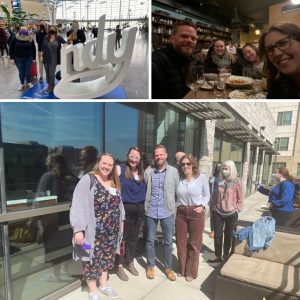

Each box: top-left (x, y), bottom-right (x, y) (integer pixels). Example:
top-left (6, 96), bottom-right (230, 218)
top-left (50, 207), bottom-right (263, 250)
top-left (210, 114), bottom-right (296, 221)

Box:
top-left (70, 153), bottom-right (125, 300)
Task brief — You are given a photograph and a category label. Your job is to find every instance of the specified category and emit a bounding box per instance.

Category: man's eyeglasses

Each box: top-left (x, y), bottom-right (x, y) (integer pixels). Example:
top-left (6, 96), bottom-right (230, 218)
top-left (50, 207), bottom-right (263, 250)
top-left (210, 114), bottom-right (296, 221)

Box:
top-left (129, 155), bottom-right (141, 161)
top-left (181, 162), bottom-right (192, 167)
top-left (265, 36), bottom-right (292, 56)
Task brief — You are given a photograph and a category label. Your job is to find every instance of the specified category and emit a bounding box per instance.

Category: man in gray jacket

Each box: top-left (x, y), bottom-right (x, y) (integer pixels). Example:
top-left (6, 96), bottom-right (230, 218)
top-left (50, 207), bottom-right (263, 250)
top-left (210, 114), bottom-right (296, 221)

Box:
top-left (144, 144), bottom-right (179, 281)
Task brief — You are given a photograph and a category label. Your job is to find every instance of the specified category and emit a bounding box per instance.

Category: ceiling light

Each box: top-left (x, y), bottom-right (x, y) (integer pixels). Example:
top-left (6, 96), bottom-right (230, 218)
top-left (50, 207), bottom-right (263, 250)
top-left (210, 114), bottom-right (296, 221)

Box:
top-left (255, 29), bottom-right (261, 35)
top-left (291, 0), bottom-right (300, 4)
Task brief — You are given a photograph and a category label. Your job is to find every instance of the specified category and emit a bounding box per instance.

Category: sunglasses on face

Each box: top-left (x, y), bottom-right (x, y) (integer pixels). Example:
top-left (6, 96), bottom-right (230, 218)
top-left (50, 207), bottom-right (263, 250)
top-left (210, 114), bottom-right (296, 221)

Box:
top-left (265, 36), bottom-right (292, 56)
top-left (181, 162), bottom-right (192, 167)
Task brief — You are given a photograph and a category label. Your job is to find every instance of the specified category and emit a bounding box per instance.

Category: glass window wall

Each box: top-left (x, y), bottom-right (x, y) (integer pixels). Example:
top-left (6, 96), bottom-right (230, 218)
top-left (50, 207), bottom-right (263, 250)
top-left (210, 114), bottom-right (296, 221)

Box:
top-left (0, 103), bottom-right (103, 300)
top-left (56, 0), bottom-right (149, 29)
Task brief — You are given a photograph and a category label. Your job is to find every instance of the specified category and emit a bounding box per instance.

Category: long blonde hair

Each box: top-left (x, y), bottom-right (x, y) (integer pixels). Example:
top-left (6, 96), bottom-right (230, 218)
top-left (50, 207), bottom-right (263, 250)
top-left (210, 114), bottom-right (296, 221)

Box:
top-left (92, 153), bottom-right (121, 192)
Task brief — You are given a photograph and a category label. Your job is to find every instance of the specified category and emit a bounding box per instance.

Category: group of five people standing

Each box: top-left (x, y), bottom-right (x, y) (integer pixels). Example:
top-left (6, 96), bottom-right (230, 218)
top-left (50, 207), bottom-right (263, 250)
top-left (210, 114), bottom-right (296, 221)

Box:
top-left (70, 145), bottom-right (244, 300)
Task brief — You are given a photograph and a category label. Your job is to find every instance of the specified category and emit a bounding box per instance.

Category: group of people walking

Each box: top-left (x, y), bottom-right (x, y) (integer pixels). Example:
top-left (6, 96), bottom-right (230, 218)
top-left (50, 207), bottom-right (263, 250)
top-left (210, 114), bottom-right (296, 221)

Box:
top-left (70, 145), bottom-right (246, 300)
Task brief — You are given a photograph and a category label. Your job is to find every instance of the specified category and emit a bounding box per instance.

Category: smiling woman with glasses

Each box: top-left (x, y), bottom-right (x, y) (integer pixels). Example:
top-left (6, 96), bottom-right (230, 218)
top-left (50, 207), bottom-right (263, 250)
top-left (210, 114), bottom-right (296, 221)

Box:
top-left (259, 22), bottom-right (300, 99)
top-left (175, 154), bottom-right (210, 282)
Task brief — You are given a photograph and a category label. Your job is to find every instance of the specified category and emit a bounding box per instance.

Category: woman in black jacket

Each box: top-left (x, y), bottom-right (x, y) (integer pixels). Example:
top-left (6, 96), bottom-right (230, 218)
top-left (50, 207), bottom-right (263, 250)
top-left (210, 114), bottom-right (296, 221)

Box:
top-left (204, 39), bottom-right (242, 75)
top-left (36, 22), bottom-right (47, 81)
top-left (9, 26), bottom-right (36, 91)
top-left (41, 25), bottom-right (67, 93)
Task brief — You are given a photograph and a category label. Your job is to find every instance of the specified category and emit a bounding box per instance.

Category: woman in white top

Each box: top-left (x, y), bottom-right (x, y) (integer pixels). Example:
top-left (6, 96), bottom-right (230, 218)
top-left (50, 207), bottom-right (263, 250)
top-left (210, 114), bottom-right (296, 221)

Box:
top-left (175, 154), bottom-right (210, 282)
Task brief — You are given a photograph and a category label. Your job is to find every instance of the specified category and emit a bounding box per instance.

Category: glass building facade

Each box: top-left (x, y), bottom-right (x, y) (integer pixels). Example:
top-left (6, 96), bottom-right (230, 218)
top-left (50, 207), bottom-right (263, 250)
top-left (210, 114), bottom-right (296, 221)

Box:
top-left (0, 102), bottom-right (274, 299)
top-left (0, 102), bottom-right (204, 300)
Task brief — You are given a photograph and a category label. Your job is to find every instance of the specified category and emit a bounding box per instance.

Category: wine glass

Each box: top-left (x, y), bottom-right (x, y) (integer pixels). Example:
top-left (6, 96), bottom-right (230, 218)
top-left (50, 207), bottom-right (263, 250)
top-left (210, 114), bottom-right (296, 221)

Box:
top-left (186, 67), bottom-right (198, 98)
top-left (196, 74), bottom-right (205, 87)
top-left (219, 68), bottom-right (231, 83)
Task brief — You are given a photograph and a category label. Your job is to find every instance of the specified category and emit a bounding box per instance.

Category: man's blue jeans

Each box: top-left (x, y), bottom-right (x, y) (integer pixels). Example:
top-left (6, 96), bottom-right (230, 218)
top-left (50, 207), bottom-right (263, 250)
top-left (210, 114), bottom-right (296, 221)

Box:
top-left (15, 55), bottom-right (33, 85)
top-left (146, 214), bottom-right (174, 269)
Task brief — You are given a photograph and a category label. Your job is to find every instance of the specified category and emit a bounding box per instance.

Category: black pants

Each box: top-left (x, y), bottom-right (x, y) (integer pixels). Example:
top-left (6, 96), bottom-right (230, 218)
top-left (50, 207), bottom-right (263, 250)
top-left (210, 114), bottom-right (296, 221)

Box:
top-left (116, 202), bottom-right (145, 265)
top-left (0, 42), bottom-right (8, 56)
top-left (213, 211), bottom-right (238, 257)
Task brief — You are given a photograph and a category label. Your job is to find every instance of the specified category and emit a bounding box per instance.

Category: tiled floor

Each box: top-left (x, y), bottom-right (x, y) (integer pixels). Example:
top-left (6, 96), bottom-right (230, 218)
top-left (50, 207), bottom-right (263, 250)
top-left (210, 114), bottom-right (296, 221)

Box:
top-left (0, 32), bottom-right (148, 100)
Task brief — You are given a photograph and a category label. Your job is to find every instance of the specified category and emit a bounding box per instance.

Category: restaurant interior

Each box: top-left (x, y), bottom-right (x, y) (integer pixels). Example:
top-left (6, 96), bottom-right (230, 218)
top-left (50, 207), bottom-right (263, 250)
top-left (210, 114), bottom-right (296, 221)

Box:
top-left (152, 0), bottom-right (300, 99)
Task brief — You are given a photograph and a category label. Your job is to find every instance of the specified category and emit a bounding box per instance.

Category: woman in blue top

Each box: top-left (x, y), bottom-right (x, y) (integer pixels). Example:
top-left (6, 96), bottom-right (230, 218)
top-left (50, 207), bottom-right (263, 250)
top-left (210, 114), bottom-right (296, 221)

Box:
top-left (114, 147), bottom-right (146, 281)
top-left (267, 167), bottom-right (295, 226)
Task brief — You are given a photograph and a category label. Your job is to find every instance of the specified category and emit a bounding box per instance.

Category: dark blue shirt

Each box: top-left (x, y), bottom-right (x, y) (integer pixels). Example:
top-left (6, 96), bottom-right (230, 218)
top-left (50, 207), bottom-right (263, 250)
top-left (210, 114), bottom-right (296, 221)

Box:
top-left (269, 180), bottom-right (295, 212)
top-left (119, 163), bottom-right (146, 204)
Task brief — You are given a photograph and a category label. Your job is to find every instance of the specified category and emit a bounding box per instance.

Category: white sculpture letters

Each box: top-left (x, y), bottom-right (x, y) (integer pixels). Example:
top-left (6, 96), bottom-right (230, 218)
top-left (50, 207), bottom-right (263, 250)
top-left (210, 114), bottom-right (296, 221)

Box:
top-left (54, 15), bottom-right (137, 99)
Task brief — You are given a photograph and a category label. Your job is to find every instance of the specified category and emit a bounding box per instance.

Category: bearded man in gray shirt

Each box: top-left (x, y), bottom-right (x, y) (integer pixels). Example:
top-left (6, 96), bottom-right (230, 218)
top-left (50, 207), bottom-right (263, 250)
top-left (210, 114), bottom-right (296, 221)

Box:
top-left (144, 144), bottom-right (179, 281)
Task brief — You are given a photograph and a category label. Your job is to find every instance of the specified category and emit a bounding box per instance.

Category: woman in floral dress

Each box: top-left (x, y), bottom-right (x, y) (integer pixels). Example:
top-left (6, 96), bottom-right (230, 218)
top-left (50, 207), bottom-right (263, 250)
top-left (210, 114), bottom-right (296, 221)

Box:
top-left (70, 153), bottom-right (125, 300)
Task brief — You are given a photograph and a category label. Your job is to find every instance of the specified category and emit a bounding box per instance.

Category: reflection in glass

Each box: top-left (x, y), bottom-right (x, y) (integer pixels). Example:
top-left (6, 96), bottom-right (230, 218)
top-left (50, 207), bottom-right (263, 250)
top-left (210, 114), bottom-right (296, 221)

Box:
top-left (0, 226), bottom-right (5, 299)
top-left (8, 216), bottom-right (76, 300)
top-left (1, 103), bottom-right (102, 209)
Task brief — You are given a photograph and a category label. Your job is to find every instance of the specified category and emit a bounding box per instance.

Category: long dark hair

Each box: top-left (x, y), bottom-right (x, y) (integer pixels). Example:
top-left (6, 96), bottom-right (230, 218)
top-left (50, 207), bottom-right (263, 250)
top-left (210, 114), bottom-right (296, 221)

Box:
top-left (276, 167), bottom-right (294, 182)
top-left (47, 25), bottom-right (58, 41)
top-left (259, 22), bottom-right (300, 87)
top-left (125, 146), bottom-right (144, 182)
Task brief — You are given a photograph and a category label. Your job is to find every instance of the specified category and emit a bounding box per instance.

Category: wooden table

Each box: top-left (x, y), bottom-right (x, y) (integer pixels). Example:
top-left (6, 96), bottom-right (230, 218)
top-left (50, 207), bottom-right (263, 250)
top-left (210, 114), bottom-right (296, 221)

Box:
top-left (184, 86), bottom-right (230, 99)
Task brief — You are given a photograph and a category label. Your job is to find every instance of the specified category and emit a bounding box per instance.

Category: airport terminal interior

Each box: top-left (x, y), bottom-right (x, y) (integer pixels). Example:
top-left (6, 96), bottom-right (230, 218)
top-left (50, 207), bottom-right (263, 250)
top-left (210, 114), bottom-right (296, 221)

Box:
top-left (0, 0), bottom-right (149, 99)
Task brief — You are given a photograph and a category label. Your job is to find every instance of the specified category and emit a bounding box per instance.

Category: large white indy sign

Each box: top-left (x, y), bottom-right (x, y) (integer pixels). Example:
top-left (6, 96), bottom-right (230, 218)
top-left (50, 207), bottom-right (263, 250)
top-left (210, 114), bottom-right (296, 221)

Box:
top-left (54, 15), bottom-right (137, 99)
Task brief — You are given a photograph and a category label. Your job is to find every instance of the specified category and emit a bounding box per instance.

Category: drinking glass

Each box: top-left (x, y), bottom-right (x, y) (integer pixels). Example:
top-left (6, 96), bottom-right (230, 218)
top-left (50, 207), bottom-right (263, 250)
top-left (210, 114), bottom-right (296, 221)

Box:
top-left (219, 68), bottom-right (231, 83)
top-left (196, 74), bottom-right (205, 87)
top-left (214, 78), bottom-right (225, 99)
top-left (186, 67), bottom-right (198, 98)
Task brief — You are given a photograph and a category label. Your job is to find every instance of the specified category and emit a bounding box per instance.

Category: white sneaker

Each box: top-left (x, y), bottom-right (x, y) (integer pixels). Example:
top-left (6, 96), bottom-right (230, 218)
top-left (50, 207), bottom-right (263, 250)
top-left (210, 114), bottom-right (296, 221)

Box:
top-left (17, 84), bottom-right (25, 91)
top-left (88, 292), bottom-right (100, 300)
top-left (100, 286), bottom-right (118, 299)
top-left (26, 83), bottom-right (33, 89)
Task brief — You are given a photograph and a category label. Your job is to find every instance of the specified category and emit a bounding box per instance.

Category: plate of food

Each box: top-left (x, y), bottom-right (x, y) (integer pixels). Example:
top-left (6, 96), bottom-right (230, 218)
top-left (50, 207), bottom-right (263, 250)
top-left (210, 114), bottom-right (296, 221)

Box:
top-left (226, 75), bottom-right (253, 88)
top-left (229, 90), bottom-right (253, 99)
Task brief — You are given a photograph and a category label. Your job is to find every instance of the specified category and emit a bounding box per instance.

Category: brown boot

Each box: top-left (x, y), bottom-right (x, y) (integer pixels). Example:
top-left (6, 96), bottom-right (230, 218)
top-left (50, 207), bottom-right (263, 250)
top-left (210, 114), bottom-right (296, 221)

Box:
top-left (165, 268), bottom-right (176, 281)
top-left (116, 266), bottom-right (128, 281)
top-left (126, 261), bottom-right (139, 276)
top-left (146, 266), bottom-right (155, 279)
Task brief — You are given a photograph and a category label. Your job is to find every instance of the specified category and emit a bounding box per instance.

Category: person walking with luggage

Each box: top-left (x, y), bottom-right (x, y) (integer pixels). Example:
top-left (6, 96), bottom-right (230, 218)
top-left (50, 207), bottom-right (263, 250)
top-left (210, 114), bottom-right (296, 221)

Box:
top-left (41, 25), bottom-right (67, 93)
top-left (9, 26), bottom-right (36, 91)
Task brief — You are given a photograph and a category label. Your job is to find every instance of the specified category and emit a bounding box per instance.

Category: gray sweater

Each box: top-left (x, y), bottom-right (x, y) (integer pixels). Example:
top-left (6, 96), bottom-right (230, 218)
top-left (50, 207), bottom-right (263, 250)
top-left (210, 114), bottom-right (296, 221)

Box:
top-left (144, 163), bottom-right (179, 216)
top-left (70, 173), bottom-right (125, 261)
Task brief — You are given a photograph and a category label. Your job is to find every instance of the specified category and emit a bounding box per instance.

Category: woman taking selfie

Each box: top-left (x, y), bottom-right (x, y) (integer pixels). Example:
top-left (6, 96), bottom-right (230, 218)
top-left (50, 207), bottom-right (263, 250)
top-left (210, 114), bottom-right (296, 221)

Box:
top-left (259, 22), bottom-right (300, 98)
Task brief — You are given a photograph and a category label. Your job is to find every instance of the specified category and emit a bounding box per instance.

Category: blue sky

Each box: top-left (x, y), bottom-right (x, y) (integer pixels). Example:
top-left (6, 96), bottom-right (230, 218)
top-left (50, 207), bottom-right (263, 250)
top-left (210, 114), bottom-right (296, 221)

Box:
top-left (1, 102), bottom-right (139, 160)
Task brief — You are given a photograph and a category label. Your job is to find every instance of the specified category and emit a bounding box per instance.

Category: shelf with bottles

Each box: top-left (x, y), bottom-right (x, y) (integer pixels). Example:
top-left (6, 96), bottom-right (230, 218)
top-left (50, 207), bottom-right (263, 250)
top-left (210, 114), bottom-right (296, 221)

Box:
top-left (152, 11), bottom-right (177, 27)
top-left (152, 11), bottom-right (231, 49)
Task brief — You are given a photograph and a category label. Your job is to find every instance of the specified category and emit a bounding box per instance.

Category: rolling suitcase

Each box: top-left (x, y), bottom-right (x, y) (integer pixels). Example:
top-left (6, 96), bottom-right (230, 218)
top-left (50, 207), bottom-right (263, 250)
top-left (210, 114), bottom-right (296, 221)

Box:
top-left (30, 61), bottom-right (37, 78)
